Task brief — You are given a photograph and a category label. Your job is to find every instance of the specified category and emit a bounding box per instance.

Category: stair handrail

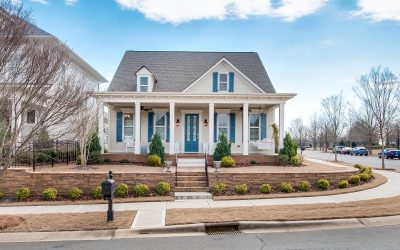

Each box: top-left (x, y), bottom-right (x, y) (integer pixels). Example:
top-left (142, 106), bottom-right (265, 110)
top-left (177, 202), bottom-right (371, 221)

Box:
top-left (205, 149), bottom-right (209, 187)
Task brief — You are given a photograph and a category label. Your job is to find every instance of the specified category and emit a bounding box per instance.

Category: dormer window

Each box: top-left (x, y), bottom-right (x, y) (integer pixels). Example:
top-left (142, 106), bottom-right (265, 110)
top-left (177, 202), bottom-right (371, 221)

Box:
top-left (219, 73), bottom-right (228, 92)
top-left (139, 77), bottom-right (149, 92)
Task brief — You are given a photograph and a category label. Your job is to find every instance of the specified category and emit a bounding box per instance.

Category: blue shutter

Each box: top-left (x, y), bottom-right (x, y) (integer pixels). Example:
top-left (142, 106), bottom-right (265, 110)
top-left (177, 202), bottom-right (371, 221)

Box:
top-left (229, 72), bottom-right (234, 92)
top-left (261, 113), bottom-right (267, 140)
top-left (148, 112), bottom-right (154, 142)
top-left (116, 112), bottom-right (123, 142)
top-left (213, 72), bottom-right (218, 92)
top-left (214, 112), bottom-right (217, 143)
top-left (166, 112), bottom-right (170, 142)
top-left (229, 113), bottom-right (235, 143)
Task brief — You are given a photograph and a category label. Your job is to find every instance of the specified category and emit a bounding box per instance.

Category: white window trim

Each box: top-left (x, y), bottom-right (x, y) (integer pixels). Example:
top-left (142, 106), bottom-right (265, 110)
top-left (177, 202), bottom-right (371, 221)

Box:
top-left (154, 112), bottom-right (167, 141)
top-left (139, 76), bottom-right (149, 92)
top-left (26, 110), bottom-right (36, 124)
top-left (218, 72), bottom-right (229, 92)
top-left (216, 113), bottom-right (230, 141)
top-left (249, 113), bottom-right (261, 142)
top-left (122, 113), bottom-right (134, 140)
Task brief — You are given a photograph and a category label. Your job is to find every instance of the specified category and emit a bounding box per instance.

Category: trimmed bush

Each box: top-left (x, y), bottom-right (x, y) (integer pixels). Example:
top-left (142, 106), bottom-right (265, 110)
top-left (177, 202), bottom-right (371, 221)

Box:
top-left (133, 184), bottom-right (150, 196)
top-left (278, 154), bottom-right (289, 166)
top-left (299, 181), bottom-right (311, 192)
top-left (348, 175), bottom-right (361, 185)
top-left (360, 167), bottom-right (372, 175)
top-left (221, 156), bottom-right (236, 168)
top-left (213, 133), bottom-right (231, 161)
top-left (149, 132), bottom-right (165, 163)
top-left (16, 188), bottom-right (31, 201)
top-left (147, 154), bottom-right (162, 166)
top-left (280, 182), bottom-right (294, 193)
top-left (316, 179), bottom-right (330, 190)
top-left (115, 184), bottom-right (129, 197)
top-left (250, 160), bottom-right (257, 165)
top-left (289, 156), bottom-right (301, 166)
top-left (259, 184), bottom-right (272, 194)
top-left (91, 186), bottom-right (102, 199)
top-left (155, 181), bottom-right (171, 195)
top-left (213, 183), bottom-right (226, 194)
top-left (104, 158), bottom-right (112, 164)
top-left (354, 164), bottom-right (363, 170)
top-left (41, 188), bottom-right (58, 201)
top-left (68, 187), bottom-right (83, 200)
top-left (279, 134), bottom-right (297, 158)
top-left (0, 190), bottom-right (5, 199)
top-left (337, 180), bottom-right (349, 189)
top-left (359, 172), bottom-right (371, 181)
top-left (234, 184), bottom-right (248, 195)
top-left (120, 159), bottom-right (129, 164)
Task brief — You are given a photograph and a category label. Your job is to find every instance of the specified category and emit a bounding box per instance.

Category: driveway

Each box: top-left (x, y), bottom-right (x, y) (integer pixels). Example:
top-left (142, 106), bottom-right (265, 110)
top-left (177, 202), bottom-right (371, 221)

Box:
top-left (302, 150), bottom-right (400, 170)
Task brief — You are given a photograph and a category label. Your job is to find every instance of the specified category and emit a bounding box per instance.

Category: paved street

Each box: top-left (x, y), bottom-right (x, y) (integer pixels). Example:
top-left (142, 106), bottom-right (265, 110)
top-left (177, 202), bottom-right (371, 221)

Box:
top-left (2, 225), bottom-right (400, 250)
top-left (303, 149), bottom-right (400, 170)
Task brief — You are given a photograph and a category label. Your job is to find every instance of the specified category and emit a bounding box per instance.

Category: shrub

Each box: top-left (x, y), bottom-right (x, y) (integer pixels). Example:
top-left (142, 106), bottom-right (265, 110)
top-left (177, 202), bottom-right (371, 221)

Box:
top-left (272, 123), bottom-right (279, 154)
top-left (299, 181), bottom-right (311, 192)
top-left (337, 180), bottom-right (349, 189)
top-left (289, 156), bottom-right (302, 166)
top-left (87, 133), bottom-right (101, 153)
top-left (354, 164), bottom-right (363, 170)
top-left (115, 184), bottom-right (129, 197)
top-left (234, 184), bottom-right (248, 195)
top-left (348, 175), bottom-right (361, 185)
top-left (280, 182), bottom-right (294, 193)
top-left (16, 188), bottom-right (31, 201)
top-left (133, 184), bottom-right (150, 196)
top-left (68, 187), bottom-right (83, 200)
top-left (155, 181), bottom-right (171, 195)
top-left (359, 172), bottom-right (371, 181)
top-left (41, 188), bottom-right (58, 201)
top-left (278, 154), bottom-right (289, 166)
top-left (91, 186), bottom-right (102, 199)
top-left (316, 179), bottom-right (330, 190)
top-left (221, 156), bottom-right (236, 168)
top-left (149, 132), bottom-right (165, 163)
top-left (0, 190), bottom-right (5, 199)
top-left (120, 159), bottom-right (129, 164)
top-left (213, 133), bottom-right (231, 161)
top-left (279, 134), bottom-right (297, 158)
top-left (213, 183), bottom-right (226, 194)
top-left (250, 160), bottom-right (257, 165)
top-left (147, 154), bottom-right (162, 166)
top-left (103, 158), bottom-right (112, 164)
top-left (259, 184), bottom-right (272, 194)
top-left (360, 167), bottom-right (372, 175)
top-left (87, 151), bottom-right (102, 165)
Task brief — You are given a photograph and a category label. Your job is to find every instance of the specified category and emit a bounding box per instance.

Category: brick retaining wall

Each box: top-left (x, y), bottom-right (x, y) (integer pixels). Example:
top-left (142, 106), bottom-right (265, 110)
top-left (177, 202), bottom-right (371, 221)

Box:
top-left (0, 169), bottom-right (175, 196)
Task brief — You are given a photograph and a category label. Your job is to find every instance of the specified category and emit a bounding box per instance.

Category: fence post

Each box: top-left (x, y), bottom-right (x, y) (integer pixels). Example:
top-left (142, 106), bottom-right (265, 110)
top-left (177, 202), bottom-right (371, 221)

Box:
top-left (32, 143), bottom-right (36, 172)
top-left (66, 141), bottom-right (69, 165)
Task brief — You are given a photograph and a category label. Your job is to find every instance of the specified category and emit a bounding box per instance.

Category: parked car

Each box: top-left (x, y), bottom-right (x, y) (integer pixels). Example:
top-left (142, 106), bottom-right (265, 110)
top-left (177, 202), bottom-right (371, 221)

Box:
top-left (333, 146), bottom-right (345, 153)
top-left (341, 147), bottom-right (352, 155)
top-left (378, 148), bottom-right (397, 158)
top-left (385, 150), bottom-right (400, 159)
top-left (350, 147), bottom-right (369, 156)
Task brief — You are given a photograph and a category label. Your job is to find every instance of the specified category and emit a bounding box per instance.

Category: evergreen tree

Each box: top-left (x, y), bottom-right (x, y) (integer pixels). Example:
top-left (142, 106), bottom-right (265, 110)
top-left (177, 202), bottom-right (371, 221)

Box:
top-left (279, 133), bottom-right (297, 158)
top-left (149, 132), bottom-right (165, 163)
top-left (213, 133), bottom-right (231, 161)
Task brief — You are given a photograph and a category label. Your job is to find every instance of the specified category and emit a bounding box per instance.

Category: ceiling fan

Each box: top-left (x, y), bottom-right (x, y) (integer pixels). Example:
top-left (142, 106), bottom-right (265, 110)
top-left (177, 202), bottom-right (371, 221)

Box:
top-left (141, 105), bottom-right (152, 111)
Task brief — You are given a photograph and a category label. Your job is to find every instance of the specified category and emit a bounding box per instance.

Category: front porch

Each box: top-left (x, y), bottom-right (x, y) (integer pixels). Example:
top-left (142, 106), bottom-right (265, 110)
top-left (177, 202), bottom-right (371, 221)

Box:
top-left (95, 92), bottom-right (292, 156)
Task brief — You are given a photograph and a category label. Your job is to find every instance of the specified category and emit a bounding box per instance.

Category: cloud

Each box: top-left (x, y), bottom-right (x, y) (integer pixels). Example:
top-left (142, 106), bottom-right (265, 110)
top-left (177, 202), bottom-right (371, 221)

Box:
top-left (353, 0), bottom-right (400, 22)
top-left (115, 0), bottom-right (327, 24)
top-left (65, 0), bottom-right (77, 6)
top-left (30, 0), bottom-right (48, 4)
top-left (321, 39), bottom-right (337, 47)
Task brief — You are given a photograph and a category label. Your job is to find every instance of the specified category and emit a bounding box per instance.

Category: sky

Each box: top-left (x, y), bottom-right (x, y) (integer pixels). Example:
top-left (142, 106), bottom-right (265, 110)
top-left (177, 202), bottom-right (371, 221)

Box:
top-left (18, 0), bottom-right (400, 127)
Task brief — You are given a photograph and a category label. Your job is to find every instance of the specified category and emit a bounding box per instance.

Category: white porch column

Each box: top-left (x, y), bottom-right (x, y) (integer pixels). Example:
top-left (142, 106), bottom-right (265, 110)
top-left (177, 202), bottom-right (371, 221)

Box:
top-left (208, 103), bottom-right (215, 154)
top-left (134, 102), bottom-right (141, 154)
top-left (242, 103), bottom-right (249, 155)
top-left (169, 102), bottom-right (175, 155)
top-left (98, 100), bottom-right (104, 154)
top-left (279, 103), bottom-right (285, 150)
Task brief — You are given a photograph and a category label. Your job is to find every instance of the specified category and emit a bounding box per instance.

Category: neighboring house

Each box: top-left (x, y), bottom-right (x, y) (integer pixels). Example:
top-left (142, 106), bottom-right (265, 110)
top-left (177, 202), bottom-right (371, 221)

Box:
top-left (0, 17), bottom-right (107, 141)
top-left (94, 51), bottom-right (295, 155)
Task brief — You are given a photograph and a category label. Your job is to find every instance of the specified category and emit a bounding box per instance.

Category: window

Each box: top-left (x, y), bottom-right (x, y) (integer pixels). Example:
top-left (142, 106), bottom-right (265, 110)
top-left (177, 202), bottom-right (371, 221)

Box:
top-left (139, 77), bottom-right (149, 92)
top-left (27, 110), bottom-right (35, 124)
top-left (217, 113), bottom-right (229, 139)
top-left (154, 112), bottom-right (166, 140)
top-left (219, 73), bottom-right (228, 92)
top-left (123, 113), bottom-right (134, 140)
top-left (249, 114), bottom-right (260, 141)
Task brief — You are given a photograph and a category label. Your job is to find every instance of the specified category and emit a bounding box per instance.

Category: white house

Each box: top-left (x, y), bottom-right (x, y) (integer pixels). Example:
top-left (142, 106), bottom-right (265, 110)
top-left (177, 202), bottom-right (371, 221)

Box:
top-left (94, 51), bottom-right (295, 156)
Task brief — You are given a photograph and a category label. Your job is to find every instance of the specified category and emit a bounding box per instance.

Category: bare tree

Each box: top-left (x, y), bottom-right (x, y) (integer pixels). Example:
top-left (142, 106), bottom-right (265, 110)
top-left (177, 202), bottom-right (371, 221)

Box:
top-left (289, 117), bottom-right (306, 154)
top-left (353, 67), bottom-right (400, 169)
top-left (319, 115), bottom-right (330, 152)
top-left (321, 92), bottom-right (346, 161)
top-left (308, 113), bottom-right (319, 150)
top-left (0, 1), bottom-right (92, 172)
top-left (349, 106), bottom-right (377, 153)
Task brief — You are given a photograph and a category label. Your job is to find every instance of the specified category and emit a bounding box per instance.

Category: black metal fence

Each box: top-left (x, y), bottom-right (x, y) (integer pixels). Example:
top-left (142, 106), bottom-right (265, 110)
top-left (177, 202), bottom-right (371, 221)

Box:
top-left (9, 140), bottom-right (79, 171)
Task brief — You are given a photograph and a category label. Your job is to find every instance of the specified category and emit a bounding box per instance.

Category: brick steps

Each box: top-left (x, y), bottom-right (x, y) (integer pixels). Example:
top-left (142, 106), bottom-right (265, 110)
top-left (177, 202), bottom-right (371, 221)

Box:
top-left (176, 175), bottom-right (206, 181)
top-left (175, 169), bottom-right (209, 193)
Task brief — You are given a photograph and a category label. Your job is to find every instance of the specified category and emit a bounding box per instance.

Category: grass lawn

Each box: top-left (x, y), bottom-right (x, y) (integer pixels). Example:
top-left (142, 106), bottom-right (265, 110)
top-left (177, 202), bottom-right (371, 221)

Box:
top-left (0, 211), bottom-right (135, 232)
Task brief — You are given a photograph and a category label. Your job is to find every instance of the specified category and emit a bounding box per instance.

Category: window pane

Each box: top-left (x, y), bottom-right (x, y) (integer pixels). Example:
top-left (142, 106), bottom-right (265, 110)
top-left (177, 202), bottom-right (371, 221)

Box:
top-left (140, 77), bottom-right (148, 85)
top-left (218, 128), bottom-right (228, 138)
top-left (218, 114), bottom-right (228, 126)
top-left (193, 116), bottom-right (197, 141)
top-left (250, 128), bottom-right (259, 141)
top-left (249, 114), bottom-right (259, 127)
top-left (219, 74), bottom-right (227, 83)
top-left (27, 110), bottom-right (35, 124)
top-left (219, 82), bottom-right (228, 91)
top-left (124, 127), bottom-right (133, 137)
top-left (140, 86), bottom-right (148, 92)
top-left (155, 127), bottom-right (165, 140)
top-left (123, 113), bottom-right (133, 126)
top-left (186, 116), bottom-right (190, 141)
top-left (155, 113), bottom-right (165, 126)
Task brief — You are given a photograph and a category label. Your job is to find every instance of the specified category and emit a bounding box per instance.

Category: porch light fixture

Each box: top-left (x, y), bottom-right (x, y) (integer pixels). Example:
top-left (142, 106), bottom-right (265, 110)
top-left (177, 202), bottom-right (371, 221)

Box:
top-left (204, 119), bottom-right (208, 127)
top-left (176, 118), bottom-right (180, 127)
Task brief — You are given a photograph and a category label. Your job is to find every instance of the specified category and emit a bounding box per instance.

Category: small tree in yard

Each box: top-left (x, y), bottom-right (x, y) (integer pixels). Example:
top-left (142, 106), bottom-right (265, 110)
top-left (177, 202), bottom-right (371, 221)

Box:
top-left (271, 123), bottom-right (279, 153)
top-left (279, 134), bottom-right (297, 158)
top-left (213, 133), bottom-right (231, 161)
top-left (149, 132), bottom-right (165, 163)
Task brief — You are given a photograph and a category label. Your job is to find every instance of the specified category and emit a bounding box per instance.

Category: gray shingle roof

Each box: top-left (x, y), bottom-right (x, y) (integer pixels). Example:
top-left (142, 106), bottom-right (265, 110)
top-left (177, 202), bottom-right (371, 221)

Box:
top-left (108, 51), bottom-right (276, 93)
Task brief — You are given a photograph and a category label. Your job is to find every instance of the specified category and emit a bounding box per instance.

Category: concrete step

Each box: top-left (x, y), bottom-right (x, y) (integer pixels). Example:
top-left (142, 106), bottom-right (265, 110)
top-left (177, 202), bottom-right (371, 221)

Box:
top-left (174, 192), bottom-right (212, 200)
top-left (174, 187), bottom-right (210, 192)
top-left (176, 181), bottom-right (207, 187)
top-left (177, 158), bottom-right (205, 167)
top-left (176, 172), bottom-right (205, 177)
top-left (176, 175), bottom-right (206, 181)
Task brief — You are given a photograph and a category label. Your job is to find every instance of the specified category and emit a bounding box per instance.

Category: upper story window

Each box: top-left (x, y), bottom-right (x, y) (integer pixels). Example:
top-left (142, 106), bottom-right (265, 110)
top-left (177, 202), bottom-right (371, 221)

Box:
top-left (154, 112), bottom-right (167, 140)
top-left (217, 113), bottom-right (229, 139)
top-left (249, 114), bottom-right (260, 141)
top-left (27, 110), bottom-right (36, 124)
top-left (123, 113), bottom-right (134, 140)
top-left (218, 73), bottom-right (228, 92)
top-left (139, 77), bottom-right (149, 92)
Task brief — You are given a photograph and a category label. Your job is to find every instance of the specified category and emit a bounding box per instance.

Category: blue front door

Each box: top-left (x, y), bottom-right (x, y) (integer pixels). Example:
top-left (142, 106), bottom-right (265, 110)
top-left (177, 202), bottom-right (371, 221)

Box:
top-left (184, 114), bottom-right (199, 152)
